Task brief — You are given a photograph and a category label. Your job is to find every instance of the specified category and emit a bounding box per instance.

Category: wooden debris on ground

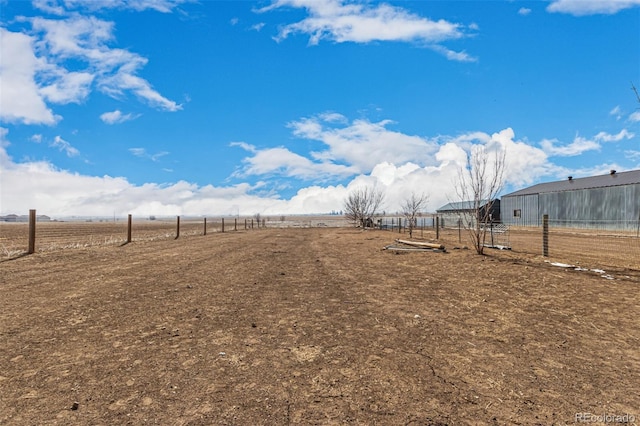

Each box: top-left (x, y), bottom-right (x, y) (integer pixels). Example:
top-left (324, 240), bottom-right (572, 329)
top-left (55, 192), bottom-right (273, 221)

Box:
top-left (383, 239), bottom-right (446, 253)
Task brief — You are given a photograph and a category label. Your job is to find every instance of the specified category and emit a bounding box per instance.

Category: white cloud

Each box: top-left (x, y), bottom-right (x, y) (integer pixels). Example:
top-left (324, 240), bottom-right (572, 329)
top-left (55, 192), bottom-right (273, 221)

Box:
top-left (594, 129), bottom-right (634, 142)
top-left (51, 135), bottom-right (80, 157)
top-left (2, 121), bottom-right (559, 217)
top-left (547, 0), bottom-right (640, 15)
top-left (251, 23), bottom-right (266, 31)
top-left (31, 134), bottom-right (43, 143)
top-left (624, 150), bottom-right (640, 161)
top-left (518, 7), bottom-right (532, 15)
top-left (610, 105), bottom-right (622, 120)
top-left (29, 15), bottom-right (182, 111)
top-left (129, 147), bottom-right (169, 162)
top-left (629, 111), bottom-right (640, 122)
top-left (258, 0), bottom-right (475, 61)
top-left (288, 114), bottom-right (439, 173)
top-left (540, 135), bottom-right (600, 156)
top-left (33, 0), bottom-right (191, 14)
top-left (100, 109), bottom-right (138, 124)
top-left (39, 70), bottom-right (95, 104)
top-left (233, 145), bottom-right (357, 180)
top-left (0, 29), bottom-right (58, 125)
top-left (0, 11), bottom-right (181, 126)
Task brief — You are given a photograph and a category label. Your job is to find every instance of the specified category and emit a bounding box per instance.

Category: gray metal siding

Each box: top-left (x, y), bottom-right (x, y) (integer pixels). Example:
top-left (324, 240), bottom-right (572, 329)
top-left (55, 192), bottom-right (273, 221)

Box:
top-left (502, 182), bottom-right (640, 229)
top-left (501, 194), bottom-right (538, 226)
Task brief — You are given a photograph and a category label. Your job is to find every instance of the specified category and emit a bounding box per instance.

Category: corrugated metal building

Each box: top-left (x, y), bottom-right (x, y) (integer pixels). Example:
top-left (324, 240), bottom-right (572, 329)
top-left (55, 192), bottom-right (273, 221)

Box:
top-left (436, 200), bottom-right (500, 227)
top-left (500, 169), bottom-right (640, 228)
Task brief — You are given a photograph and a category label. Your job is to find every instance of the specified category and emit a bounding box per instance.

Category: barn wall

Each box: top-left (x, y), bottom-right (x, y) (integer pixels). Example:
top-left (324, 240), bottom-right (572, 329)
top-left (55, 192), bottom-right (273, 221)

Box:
top-left (502, 183), bottom-right (640, 229)
top-left (500, 194), bottom-right (539, 226)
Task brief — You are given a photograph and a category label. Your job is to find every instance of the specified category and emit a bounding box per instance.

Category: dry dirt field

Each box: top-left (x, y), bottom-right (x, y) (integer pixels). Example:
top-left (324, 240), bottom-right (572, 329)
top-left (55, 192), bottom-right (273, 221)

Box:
top-left (1, 227), bottom-right (638, 425)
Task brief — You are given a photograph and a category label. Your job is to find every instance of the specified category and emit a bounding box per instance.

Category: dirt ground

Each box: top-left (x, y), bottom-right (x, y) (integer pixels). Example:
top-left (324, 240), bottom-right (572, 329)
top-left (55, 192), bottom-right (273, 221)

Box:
top-left (1, 227), bottom-right (638, 425)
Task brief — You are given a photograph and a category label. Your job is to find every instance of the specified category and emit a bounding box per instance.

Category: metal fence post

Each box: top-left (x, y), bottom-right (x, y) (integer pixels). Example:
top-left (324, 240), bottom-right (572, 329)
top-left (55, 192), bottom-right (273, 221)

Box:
top-left (542, 214), bottom-right (549, 257)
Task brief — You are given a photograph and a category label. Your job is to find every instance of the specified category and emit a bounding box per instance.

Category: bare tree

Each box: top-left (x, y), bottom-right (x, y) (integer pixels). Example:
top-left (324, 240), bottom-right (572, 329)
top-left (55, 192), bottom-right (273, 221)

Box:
top-left (455, 145), bottom-right (506, 254)
top-left (401, 192), bottom-right (429, 238)
top-left (343, 187), bottom-right (385, 227)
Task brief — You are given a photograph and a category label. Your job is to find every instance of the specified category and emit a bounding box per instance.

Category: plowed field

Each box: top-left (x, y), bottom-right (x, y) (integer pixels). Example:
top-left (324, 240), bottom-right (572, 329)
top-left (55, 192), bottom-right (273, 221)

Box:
top-left (1, 227), bottom-right (638, 425)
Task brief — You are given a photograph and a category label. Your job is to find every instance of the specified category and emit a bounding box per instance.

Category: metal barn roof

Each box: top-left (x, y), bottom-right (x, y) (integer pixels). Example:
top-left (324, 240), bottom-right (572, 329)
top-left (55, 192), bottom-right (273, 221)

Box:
top-left (502, 169), bottom-right (640, 197)
top-left (436, 200), bottom-right (493, 212)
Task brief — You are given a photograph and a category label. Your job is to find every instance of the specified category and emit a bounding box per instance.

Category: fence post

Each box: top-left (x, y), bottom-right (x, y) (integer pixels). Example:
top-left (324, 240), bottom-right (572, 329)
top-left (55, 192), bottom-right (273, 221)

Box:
top-left (245, 219), bottom-right (247, 230)
top-left (175, 216), bottom-right (180, 239)
top-left (490, 221), bottom-right (494, 247)
top-left (234, 218), bottom-right (237, 231)
top-left (222, 217), bottom-right (225, 233)
top-left (458, 218), bottom-right (461, 243)
top-left (127, 214), bottom-right (132, 243)
top-left (28, 209), bottom-right (36, 254)
top-left (436, 216), bottom-right (440, 240)
top-left (542, 214), bottom-right (549, 257)
top-left (204, 217), bottom-right (207, 236)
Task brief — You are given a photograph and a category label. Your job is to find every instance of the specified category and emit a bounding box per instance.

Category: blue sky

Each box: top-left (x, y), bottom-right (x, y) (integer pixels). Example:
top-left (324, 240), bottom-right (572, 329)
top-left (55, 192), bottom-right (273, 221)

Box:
top-left (1, 0), bottom-right (639, 217)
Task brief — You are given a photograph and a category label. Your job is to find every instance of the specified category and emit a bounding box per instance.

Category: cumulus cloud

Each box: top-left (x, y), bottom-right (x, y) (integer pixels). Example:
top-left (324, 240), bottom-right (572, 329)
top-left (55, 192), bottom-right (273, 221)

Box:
top-left (258, 0), bottom-right (476, 61)
top-left (3, 117), bottom-right (618, 218)
top-left (287, 114), bottom-right (439, 173)
top-left (0, 29), bottom-right (59, 125)
top-left (547, 0), bottom-right (640, 15)
top-left (629, 111), bottom-right (640, 122)
top-left (100, 110), bottom-right (139, 124)
top-left (0, 10), bottom-right (181, 126)
top-left (518, 7), bottom-right (532, 15)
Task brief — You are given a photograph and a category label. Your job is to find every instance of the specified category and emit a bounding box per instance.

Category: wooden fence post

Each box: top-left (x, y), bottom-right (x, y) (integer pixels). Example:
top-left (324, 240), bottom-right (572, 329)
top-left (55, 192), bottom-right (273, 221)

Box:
top-left (234, 218), bottom-right (237, 231)
top-left (175, 216), bottom-right (180, 239)
top-left (245, 219), bottom-right (247, 230)
top-left (127, 214), bottom-right (132, 243)
top-left (28, 209), bottom-right (36, 254)
top-left (458, 218), bottom-right (461, 243)
top-left (222, 217), bottom-right (225, 233)
top-left (542, 214), bottom-right (549, 257)
top-left (204, 217), bottom-right (207, 236)
top-left (436, 216), bottom-right (440, 240)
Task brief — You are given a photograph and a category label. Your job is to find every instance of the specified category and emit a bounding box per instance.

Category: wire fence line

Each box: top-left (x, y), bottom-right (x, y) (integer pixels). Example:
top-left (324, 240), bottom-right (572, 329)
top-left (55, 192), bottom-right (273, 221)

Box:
top-left (2, 212), bottom-right (638, 270)
top-left (377, 216), bottom-right (640, 271)
top-left (0, 213), bottom-right (351, 258)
